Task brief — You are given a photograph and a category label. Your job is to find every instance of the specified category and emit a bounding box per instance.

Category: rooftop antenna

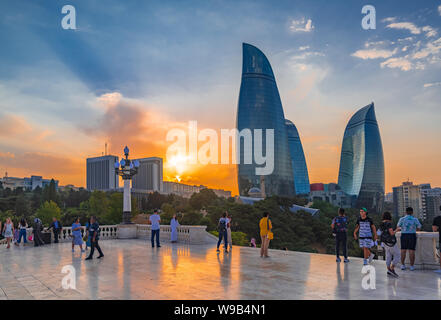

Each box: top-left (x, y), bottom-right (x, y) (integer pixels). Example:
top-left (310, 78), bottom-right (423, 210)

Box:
top-left (105, 142), bottom-right (108, 156)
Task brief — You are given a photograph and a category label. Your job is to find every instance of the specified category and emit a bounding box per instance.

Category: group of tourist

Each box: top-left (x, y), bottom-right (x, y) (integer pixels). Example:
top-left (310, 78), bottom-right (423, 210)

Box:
top-left (1, 216), bottom-right (104, 260)
top-left (331, 206), bottom-right (441, 277)
top-left (147, 210), bottom-right (181, 247)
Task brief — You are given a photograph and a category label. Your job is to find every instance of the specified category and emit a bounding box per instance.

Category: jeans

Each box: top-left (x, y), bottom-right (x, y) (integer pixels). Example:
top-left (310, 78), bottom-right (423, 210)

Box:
top-left (335, 232), bottom-right (347, 258)
top-left (217, 230), bottom-right (228, 249)
top-left (151, 229), bottom-right (160, 247)
top-left (87, 239), bottom-right (103, 258)
top-left (53, 229), bottom-right (60, 243)
top-left (17, 229), bottom-right (27, 244)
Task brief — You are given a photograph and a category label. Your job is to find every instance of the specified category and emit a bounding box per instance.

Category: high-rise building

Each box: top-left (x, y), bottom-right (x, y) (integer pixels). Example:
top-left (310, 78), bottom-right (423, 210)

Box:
top-left (285, 119), bottom-right (310, 195)
top-left (236, 43), bottom-right (294, 197)
top-left (393, 181), bottom-right (423, 219)
top-left (426, 193), bottom-right (441, 222)
top-left (337, 103), bottom-right (385, 214)
top-left (132, 157), bottom-right (163, 192)
top-left (86, 155), bottom-right (119, 191)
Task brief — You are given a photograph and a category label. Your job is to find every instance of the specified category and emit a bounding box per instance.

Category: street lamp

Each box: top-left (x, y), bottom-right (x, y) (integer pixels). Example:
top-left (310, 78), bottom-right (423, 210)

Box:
top-left (115, 146), bottom-right (139, 224)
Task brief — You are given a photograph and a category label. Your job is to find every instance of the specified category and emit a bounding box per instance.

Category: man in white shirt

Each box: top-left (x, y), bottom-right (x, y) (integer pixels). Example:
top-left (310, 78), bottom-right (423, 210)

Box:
top-left (149, 209), bottom-right (161, 248)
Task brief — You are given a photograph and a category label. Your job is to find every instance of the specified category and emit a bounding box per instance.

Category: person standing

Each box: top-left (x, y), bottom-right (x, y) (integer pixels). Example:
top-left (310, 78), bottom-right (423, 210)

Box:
top-left (226, 213), bottom-right (233, 251)
top-left (2, 218), bottom-right (14, 249)
top-left (216, 212), bottom-right (229, 253)
top-left (354, 208), bottom-right (377, 265)
top-left (16, 218), bottom-right (28, 246)
top-left (71, 218), bottom-right (85, 253)
top-left (259, 212), bottom-right (273, 258)
top-left (397, 207), bottom-right (421, 271)
top-left (378, 211), bottom-right (400, 277)
top-left (48, 217), bottom-right (62, 244)
top-left (85, 216), bottom-right (104, 260)
top-left (32, 218), bottom-right (44, 247)
top-left (432, 206), bottom-right (441, 274)
top-left (170, 214), bottom-right (180, 243)
top-left (85, 217), bottom-right (92, 251)
top-left (149, 209), bottom-right (161, 248)
top-left (331, 208), bottom-right (349, 263)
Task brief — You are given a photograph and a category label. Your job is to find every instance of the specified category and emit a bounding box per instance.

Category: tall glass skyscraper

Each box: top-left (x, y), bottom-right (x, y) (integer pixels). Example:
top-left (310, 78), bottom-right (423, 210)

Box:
top-left (285, 119), bottom-right (310, 195)
top-left (236, 43), bottom-right (295, 197)
top-left (337, 103), bottom-right (385, 214)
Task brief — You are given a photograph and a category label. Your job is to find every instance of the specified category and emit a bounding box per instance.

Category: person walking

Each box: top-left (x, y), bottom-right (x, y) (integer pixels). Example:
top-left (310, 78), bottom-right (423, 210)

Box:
top-left (2, 218), bottom-right (14, 249)
top-left (48, 217), bottom-right (62, 243)
top-left (432, 206), bottom-right (441, 273)
top-left (170, 214), bottom-right (180, 243)
top-left (378, 211), bottom-right (400, 277)
top-left (71, 218), bottom-right (85, 253)
top-left (32, 218), bottom-right (44, 247)
top-left (85, 216), bottom-right (104, 260)
top-left (16, 218), bottom-right (28, 246)
top-left (397, 207), bottom-right (422, 271)
top-left (331, 208), bottom-right (349, 263)
top-left (149, 209), bottom-right (161, 248)
top-left (354, 208), bottom-right (377, 265)
top-left (85, 217), bottom-right (92, 251)
top-left (216, 212), bottom-right (229, 253)
top-left (259, 212), bottom-right (273, 258)
top-left (226, 213), bottom-right (233, 251)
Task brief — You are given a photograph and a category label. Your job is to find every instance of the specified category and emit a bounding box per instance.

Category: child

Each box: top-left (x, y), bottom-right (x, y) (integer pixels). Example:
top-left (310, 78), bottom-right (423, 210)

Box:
top-left (331, 208), bottom-right (349, 263)
top-left (13, 226), bottom-right (19, 246)
top-left (354, 207), bottom-right (378, 265)
top-left (378, 211), bottom-right (400, 277)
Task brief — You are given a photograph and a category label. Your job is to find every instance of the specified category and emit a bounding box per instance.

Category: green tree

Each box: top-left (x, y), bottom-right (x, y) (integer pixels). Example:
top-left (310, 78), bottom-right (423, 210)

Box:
top-left (36, 201), bottom-right (61, 226)
top-left (88, 190), bottom-right (110, 221)
top-left (15, 194), bottom-right (31, 218)
top-left (189, 188), bottom-right (218, 210)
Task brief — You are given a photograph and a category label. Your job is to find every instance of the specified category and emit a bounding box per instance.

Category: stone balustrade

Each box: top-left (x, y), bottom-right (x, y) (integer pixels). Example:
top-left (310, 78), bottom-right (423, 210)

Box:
top-left (0, 224), bottom-right (212, 245)
top-left (134, 224), bottom-right (211, 244)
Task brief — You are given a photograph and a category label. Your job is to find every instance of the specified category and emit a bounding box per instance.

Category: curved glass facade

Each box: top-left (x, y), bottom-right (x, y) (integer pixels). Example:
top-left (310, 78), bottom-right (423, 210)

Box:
top-left (237, 43), bottom-right (295, 197)
top-left (285, 119), bottom-right (310, 195)
top-left (337, 103), bottom-right (385, 213)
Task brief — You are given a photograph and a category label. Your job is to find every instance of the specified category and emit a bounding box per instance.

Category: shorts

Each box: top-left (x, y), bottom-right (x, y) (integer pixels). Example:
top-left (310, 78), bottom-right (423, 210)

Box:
top-left (359, 238), bottom-right (374, 248)
top-left (400, 233), bottom-right (417, 250)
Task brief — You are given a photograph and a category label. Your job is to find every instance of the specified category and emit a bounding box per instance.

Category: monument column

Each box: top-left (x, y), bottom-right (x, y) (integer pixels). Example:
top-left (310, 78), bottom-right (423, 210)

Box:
top-left (115, 146), bottom-right (139, 238)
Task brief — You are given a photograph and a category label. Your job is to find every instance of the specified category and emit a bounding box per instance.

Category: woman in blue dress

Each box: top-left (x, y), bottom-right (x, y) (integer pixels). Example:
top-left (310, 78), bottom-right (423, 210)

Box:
top-left (170, 214), bottom-right (180, 243)
top-left (71, 218), bottom-right (85, 253)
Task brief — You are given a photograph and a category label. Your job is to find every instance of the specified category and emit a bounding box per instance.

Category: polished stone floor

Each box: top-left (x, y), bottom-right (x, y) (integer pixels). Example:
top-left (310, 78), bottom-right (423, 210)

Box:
top-left (0, 239), bottom-right (440, 300)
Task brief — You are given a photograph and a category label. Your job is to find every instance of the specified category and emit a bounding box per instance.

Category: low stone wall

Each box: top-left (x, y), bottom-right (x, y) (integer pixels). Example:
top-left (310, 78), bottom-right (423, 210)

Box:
top-left (134, 224), bottom-right (213, 244)
top-left (396, 231), bottom-right (439, 270)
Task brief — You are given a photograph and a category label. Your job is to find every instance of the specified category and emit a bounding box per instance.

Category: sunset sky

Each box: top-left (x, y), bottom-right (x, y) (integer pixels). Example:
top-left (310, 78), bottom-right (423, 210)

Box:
top-left (1, 0), bottom-right (441, 195)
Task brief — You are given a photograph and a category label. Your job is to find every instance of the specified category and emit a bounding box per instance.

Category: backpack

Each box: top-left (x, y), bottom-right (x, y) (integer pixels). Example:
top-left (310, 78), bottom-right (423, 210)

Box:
top-left (380, 222), bottom-right (396, 247)
top-left (333, 216), bottom-right (347, 233)
top-left (218, 219), bottom-right (227, 233)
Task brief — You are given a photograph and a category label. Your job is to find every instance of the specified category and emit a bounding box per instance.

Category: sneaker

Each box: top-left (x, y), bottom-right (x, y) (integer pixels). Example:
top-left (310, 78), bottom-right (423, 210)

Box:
top-left (391, 269), bottom-right (399, 278)
top-left (409, 265), bottom-right (415, 271)
top-left (368, 253), bottom-right (375, 263)
top-left (85, 257), bottom-right (92, 260)
top-left (157, 245), bottom-right (161, 248)
top-left (401, 264), bottom-right (406, 270)
top-left (336, 257), bottom-right (341, 263)
top-left (363, 259), bottom-right (368, 265)
top-left (387, 270), bottom-right (394, 277)
top-left (225, 250), bottom-right (229, 254)
top-left (216, 248), bottom-right (220, 253)
top-left (344, 258), bottom-right (350, 263)
top-left (97, 255), bottom-right (104, 259)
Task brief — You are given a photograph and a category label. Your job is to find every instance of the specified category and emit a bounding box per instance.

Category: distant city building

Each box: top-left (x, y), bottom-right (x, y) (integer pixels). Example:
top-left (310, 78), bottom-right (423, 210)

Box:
top-left (309, 183), bottom-right (356, 208)
top-left (426, 192), bottom-right (441, 222)
top-left (285, 119), bottom-right (310, 195)
top-left (237, 43), bottom-right (295, 197)
top-left (337, 103), bottom-right (385, 214)
top-left (0, 172), bottom-right (58, 190)
top-left (392, 181), bottom-right (437, 220)
top-left (132, 157), bottom-right (163, 193)
top-left (385, 192), bottom-right (393, 203)
top-left (163, 181), bottom-right (231, 199)
top-left (86, 155), bottom-right (119, 191)
top-left (59, 184), bottom-right (80, 192)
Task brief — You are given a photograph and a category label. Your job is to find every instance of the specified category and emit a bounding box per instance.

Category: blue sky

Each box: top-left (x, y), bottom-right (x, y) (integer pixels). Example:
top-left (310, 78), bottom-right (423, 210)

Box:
top-left (0, 0), bottom-right (440, 192)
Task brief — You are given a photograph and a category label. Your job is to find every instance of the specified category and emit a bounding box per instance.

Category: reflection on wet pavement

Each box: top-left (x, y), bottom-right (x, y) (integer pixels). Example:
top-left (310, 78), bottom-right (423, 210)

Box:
top-left (0, 239), bottom-right (440, 300)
